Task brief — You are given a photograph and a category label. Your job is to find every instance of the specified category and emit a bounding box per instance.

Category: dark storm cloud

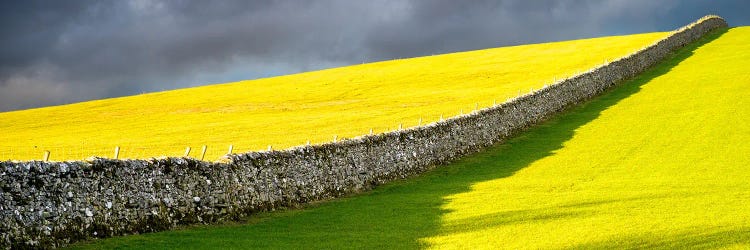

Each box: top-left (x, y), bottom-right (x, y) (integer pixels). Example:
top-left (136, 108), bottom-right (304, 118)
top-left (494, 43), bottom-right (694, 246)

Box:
top-left (1, 0), bottom-right (748, 111)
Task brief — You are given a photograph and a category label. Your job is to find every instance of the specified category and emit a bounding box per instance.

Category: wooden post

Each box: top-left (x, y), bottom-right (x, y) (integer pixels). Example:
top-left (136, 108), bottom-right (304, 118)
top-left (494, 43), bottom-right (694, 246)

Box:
top-left (114, 146), bottom-right (120, 159)
top-left (43, 150), bottom-right (50, 162)
top-left (200, 145), bottom-right (207, 160)
top-left (184, 147), bottom-right (191, 157)
top-left (369, 128), bottom-right (373, 135)
top-left (333, 135), bottom-right (337, 143)
top-left (398, 123), bottom-right (403, 130)
top-left (228, 144), bottom-right (233, 154)
top-left (267, 145), bottom-right (272, 151)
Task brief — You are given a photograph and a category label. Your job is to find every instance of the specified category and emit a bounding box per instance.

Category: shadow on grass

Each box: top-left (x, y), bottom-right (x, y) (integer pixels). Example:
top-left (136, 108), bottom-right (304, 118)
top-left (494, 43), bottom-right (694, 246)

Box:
top-left (68, 29), bottom-right (728, 249)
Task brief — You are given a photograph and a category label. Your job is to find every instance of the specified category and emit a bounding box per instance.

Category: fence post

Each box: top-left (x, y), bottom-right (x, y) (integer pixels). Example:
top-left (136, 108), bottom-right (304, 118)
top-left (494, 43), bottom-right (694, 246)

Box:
top-left (114, 146), bottom-right (120, 159)
top-left (440, 114), bottom-right (443, 121)
top-left (398, 123), bottom-right (403, 130)
top-left (184, 147), bottom-right (191, 157)
top-left (43, 150), bottom-right (50, 162)
top-left (267, 145), bottom-right (272, 151)
top-left (228, 144), bottom-right (233, 155)
top-left (200, 145), bottom-right (207, 160)
top-left (333, 135), bottom-right (337, 143)
top-left (369, 128), bottom-right (373, 135)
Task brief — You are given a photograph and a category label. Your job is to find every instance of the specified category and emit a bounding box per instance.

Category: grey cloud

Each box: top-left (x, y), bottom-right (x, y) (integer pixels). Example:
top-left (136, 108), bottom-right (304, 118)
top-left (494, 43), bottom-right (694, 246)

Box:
top-left (362, 0), bottom-right (680, 60)
top-left (1, 0), bottom-right (749, 111)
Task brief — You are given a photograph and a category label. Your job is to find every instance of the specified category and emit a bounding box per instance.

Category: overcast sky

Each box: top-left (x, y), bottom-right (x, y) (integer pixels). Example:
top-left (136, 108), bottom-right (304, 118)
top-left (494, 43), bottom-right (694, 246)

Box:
top-left (1, 0), bottom-right (748, 112)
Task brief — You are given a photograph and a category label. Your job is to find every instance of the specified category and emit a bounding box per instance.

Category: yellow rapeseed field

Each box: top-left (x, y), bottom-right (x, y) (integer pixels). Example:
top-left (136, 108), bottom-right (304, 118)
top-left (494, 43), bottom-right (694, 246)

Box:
top-left (0, 32), bottom-right (667, 161)
top-left (71, 26), bottom-right (750, 249)
top-left (421, 26), bottom-right (750, 249)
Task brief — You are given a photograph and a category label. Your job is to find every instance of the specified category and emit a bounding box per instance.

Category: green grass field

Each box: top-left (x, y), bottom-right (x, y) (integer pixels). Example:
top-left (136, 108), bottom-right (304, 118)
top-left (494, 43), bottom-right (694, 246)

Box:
top-left (0, 32), bottom-right (668, 161)
top-left (69, 26), bottom-right (750, 249)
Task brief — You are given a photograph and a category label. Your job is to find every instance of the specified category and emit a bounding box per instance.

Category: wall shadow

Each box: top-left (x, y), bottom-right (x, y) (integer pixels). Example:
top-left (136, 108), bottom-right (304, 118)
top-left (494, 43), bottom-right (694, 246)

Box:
top-left (68, 29), bottom-right (728, 249)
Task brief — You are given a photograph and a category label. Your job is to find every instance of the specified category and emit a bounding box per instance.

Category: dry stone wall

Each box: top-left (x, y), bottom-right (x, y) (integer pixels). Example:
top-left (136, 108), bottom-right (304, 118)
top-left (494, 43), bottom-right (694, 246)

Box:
top-left (0, 16), bottom-right (727, 248)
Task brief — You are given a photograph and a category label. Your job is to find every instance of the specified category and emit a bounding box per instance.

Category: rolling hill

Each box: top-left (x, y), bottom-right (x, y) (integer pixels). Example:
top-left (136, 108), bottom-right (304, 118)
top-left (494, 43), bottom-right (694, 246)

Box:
top-left (0, 32), bottom-right (669, 161)
top-left (70, 26), bottom-right (750, 249)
